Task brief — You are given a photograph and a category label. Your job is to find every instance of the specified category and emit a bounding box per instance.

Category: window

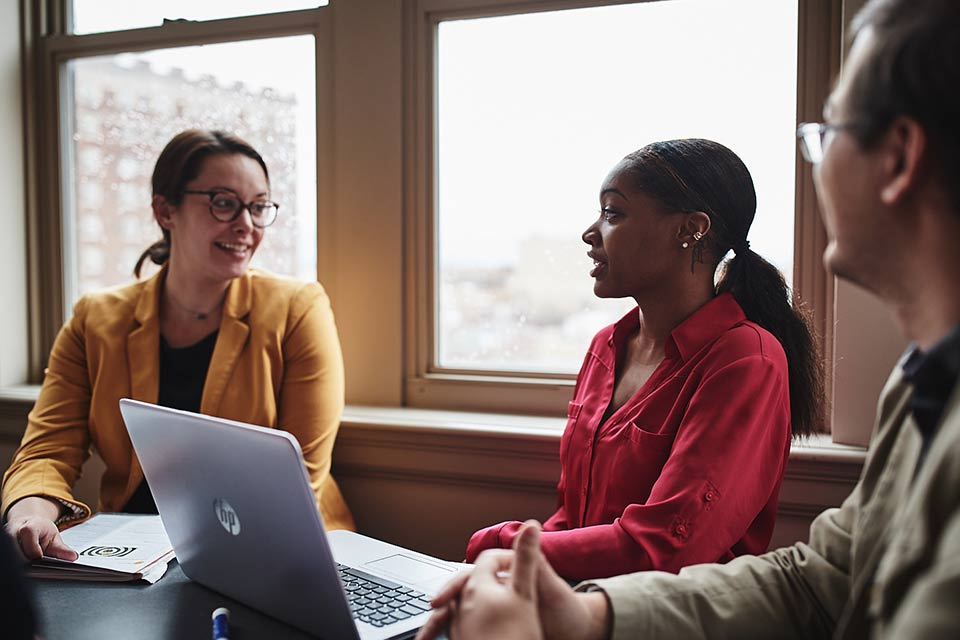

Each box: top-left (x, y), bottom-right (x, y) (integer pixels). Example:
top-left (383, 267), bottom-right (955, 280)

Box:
top-left (406, 0), bottom-right (838, 415)
top-left (64, 37), bottom-right (317, 303)
top-left (22, 1), bottom-right (333, 374)
top-left (70, 1), bottom-right (327, 35)
top-left (20, 0), bottom-right (844, 430)
top-left (435, 1), bottom-right (798, 375)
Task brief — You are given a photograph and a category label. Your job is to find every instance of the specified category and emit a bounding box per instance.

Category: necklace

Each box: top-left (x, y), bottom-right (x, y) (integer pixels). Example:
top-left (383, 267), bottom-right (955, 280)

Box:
top-left (165, 290), bottom-right (225, 321)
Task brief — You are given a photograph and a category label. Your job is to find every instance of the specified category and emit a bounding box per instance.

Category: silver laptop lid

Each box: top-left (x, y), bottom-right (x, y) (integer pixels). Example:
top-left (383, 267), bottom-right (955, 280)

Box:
top-left (119, 398), bottom-right (360, 639)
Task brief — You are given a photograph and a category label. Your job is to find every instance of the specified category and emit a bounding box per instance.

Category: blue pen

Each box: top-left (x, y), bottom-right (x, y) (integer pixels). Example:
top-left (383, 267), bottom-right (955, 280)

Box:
top-left (212, 607), bottom-right (230, 640)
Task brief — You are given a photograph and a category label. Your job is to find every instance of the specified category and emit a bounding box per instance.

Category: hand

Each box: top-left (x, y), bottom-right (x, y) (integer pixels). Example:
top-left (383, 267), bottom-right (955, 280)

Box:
top-left (417, 521), bottom-right (611, 640)
top-left (4, 496), bottom-right (78, 562)
top-left (418, 520), bottom-right (543, 640)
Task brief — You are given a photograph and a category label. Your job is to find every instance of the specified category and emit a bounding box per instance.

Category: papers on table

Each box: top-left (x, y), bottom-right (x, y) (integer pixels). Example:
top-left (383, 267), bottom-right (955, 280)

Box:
top-left (28, 513), bottom-right (175, 584)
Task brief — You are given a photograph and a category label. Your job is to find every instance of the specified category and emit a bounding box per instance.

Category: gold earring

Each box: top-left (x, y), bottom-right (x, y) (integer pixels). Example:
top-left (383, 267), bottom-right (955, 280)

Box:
top-left (693, 231), bottom-right (704, 241)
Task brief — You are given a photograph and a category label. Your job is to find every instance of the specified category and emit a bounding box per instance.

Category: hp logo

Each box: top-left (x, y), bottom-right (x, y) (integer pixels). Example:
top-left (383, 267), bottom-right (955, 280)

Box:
top-left (213, 498), bottom-right (241, 536)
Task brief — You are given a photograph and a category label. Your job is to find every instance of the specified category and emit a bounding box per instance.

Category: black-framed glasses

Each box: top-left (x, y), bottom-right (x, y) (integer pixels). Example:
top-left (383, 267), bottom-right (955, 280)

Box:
top-left (796, 121), bottom-right (860, 165)
top-left (182, 189), bottom-right (280, 228)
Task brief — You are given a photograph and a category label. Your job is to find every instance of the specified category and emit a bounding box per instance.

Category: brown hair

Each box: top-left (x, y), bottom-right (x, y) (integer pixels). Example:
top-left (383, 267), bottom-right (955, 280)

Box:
top-left (847, 0), bottom-right (960, 211)
top-left (134, 129), bottom-right (269, 277)
top-left (620, 139), bottom-right (824, 437)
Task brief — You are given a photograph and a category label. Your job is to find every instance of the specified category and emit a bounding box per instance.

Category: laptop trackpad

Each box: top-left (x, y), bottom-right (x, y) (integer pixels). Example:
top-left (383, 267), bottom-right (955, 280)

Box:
top-left (364, 554), bottom-right (455, 585)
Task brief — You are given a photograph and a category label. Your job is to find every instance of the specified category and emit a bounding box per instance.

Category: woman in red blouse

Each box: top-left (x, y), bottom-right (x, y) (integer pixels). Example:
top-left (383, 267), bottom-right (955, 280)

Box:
top-left (466, 139), bottom-right (823, 580)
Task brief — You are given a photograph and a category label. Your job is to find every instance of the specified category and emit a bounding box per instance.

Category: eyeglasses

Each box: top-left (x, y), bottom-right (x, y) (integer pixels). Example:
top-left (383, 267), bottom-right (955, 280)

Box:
top-left (181, 189), bottom-right (279, 228)
top-left (796, 121), bottom-right (860, 164)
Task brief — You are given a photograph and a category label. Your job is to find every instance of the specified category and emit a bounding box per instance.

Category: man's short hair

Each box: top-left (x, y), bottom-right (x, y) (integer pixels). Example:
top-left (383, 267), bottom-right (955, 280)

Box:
top-left (848, 0), bottom-right (960, 211)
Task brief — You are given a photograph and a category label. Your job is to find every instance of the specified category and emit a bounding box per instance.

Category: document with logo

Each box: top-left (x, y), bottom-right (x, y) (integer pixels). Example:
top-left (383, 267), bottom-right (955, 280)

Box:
top-left (28, 513), bottom-right (175, 583)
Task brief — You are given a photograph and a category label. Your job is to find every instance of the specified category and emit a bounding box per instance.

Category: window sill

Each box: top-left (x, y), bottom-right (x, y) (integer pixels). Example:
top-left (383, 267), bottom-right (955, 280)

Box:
top-left (0, 390), bottom-right (864, 539)
top-left (0, 386), bottom-right (868, 455)
top-left (0, 389), bottom-right (867, 490)
top-left (342, 405), bottom-right (867, 460)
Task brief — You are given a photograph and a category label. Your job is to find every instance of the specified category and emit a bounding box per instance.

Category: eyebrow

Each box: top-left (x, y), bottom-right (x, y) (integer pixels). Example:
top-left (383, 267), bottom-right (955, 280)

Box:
top-left (600, 188), bottom-right (629, 200)
top-left (206, 186), bottom-right (269, 198)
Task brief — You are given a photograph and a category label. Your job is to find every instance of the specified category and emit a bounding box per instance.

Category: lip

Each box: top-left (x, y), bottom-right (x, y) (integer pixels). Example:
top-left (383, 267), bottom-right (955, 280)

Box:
top-left (215, 241), bottom-right (253, 256)
top-left (587, 251), bottom-right (607, 278)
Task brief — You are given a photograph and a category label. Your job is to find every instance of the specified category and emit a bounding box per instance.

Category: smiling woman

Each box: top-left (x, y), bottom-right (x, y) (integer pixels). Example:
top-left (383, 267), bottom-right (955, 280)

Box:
top-left (465, 139), bottom-right (823, 581)
top-left (1, 130), bottom-right (354, 561)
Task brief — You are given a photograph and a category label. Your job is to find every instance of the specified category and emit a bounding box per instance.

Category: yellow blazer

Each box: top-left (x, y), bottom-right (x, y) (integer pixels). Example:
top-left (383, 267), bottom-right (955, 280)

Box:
top-left (2, 268), bottom-right (355, 531)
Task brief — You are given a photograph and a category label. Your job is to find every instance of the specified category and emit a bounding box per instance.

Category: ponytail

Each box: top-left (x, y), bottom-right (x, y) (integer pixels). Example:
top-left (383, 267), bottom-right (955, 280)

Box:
top-left (134, 233), bottom-right (170, 278)
top-left (621, 138), bottom-right (824, 438)
top-left (716, 249), bottom-right (824, 437)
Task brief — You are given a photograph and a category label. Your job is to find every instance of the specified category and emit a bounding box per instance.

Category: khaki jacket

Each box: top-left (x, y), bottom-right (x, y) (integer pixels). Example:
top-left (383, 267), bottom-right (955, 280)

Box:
top-left (2, 268), bottom-right (355, 532)
top-left (583, 364), bottom-right (960, 638)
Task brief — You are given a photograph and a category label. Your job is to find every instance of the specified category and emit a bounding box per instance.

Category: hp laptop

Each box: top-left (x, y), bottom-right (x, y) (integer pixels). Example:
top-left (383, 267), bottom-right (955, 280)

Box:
top-left (119, 398), bottom-right (465, 639)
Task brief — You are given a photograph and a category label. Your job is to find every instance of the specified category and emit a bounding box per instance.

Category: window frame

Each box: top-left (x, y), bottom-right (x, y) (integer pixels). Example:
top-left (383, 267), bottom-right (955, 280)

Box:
top-left (21, 0), bottom-right (336, 382)
top-left (403, 0), bottom-right (843, 418)
top-left (17, 0), bottom-right (876, 439)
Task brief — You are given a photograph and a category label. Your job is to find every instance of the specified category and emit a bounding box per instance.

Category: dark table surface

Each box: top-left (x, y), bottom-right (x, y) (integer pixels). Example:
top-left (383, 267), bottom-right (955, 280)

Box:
top-left (31, 560), bottom-right (317, 640)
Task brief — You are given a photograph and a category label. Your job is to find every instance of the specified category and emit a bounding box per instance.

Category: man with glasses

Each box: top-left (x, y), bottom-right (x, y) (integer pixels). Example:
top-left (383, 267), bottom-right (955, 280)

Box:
top-left (416, 0), bottom-right (960, 637)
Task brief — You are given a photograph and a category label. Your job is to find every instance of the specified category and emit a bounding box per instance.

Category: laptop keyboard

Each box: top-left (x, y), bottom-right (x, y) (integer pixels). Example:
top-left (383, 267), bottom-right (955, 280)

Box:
top-left (337, 563), bottom-right (434, 628)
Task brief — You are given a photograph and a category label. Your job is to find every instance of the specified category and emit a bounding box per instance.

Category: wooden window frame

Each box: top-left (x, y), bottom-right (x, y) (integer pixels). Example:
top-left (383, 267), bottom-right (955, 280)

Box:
top-left (403, 0), bottom-right (843, 418)
top-left (20, 0), bottom-right (336, 382)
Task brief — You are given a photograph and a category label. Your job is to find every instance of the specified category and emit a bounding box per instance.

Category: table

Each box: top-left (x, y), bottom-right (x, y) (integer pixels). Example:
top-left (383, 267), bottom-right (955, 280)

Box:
top-left (31, 561), bottom-right (317, 639)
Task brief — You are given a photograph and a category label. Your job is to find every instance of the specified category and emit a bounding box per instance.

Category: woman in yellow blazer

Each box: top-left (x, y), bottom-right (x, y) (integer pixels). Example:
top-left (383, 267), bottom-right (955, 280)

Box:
top-left (2, 129), bottom-right (354, 560)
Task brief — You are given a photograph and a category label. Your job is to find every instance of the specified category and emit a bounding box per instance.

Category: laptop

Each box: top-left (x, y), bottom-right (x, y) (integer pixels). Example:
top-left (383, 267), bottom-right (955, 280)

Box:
top-left (119, 398), bottom-right (465, 639)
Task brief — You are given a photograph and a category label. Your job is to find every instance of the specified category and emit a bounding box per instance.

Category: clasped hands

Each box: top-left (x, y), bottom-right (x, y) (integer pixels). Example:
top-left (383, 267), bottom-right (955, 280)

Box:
top-left (415, 520), bottom-right (611, 640)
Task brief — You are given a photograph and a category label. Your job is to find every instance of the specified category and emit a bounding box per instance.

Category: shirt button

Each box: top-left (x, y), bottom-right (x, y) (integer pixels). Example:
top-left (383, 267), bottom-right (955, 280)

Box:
top-left (676, 524), bottom-right (687, 535)
top-left (704, 491), bottom-right (717, 502)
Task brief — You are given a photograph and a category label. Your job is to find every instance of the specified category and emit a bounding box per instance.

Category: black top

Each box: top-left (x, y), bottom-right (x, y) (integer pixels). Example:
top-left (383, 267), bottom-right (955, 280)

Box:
top-left (901, 325), bottom-right (960, 471)
top-left (122, 330), bottom-right (219, 514)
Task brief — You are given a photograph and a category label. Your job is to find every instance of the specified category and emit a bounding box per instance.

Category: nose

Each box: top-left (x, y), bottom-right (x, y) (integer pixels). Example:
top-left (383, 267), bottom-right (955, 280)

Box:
top-left (582, 219), bottom-right (599, 246)
top-left (232, 206), bottom-right (255, 235)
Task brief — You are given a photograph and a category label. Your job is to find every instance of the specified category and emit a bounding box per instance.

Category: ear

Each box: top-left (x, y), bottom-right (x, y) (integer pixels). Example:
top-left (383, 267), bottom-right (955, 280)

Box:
top-left (152, 195), bottom-right (176, 231)
top-left (879, 116), bottom-right (927, 206)
top-left (677, 211), bottom-right (712, 240)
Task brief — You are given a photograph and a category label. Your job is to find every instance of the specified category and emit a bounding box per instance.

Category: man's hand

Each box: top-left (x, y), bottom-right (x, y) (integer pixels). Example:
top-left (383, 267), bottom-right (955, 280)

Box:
top-left (416, 521), bottom-right (611, 640)
top-left (4, 496), bottom-right (77, 562)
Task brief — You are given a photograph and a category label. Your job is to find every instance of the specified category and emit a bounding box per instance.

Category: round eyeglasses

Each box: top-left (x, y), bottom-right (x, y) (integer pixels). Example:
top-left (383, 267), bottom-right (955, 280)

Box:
top-left (181, 189), bottom-right (279, 228)
top-left (796, 121), bottom-right (861, 165)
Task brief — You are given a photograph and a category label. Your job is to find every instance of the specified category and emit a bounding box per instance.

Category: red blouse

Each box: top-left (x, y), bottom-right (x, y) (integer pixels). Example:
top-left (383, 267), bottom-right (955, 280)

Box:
top-left (465, 293), bottom-right (792, 580)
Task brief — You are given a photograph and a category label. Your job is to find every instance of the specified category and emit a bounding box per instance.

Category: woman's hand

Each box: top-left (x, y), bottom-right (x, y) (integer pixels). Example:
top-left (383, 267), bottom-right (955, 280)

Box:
top-left (4, 496), bottom-right (77, 562)
top-left (416, 521), bottom-right (612, 640)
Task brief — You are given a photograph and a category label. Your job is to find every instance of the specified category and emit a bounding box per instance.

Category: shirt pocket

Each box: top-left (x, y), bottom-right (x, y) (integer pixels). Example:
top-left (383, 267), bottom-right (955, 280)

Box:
top-left (601, 419), bottom-right (676, 511)
top-left (559, 401), bottom-right (583, 465)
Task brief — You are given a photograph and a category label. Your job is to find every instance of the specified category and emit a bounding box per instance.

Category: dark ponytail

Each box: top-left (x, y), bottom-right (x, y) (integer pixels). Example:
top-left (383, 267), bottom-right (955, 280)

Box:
top-left (622, 139), bottom-right (824, 437)
top-left (134, 129), bottom-right (270, 278)
top-left (715, 249), bottom-right (823, 437)
top-left (133, 236), bottom-right (170, 279)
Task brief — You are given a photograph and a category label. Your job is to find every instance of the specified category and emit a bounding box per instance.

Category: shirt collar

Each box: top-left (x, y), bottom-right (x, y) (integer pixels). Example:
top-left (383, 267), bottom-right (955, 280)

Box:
top-left (901, 325), bottom-right (960, 445)
top-left (610, 292), bottom-right (747, 362)
top-left (902, 325), bottom-right (960, 384)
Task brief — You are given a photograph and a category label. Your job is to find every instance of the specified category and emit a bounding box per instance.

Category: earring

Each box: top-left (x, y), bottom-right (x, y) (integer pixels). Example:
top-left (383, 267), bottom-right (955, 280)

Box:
top-left (693, 231), bottom-right (704, 241)
top-left (682, 241), bottom-right (689, 249)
